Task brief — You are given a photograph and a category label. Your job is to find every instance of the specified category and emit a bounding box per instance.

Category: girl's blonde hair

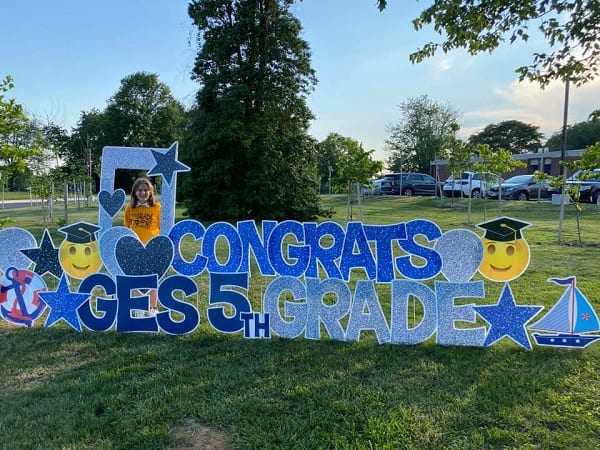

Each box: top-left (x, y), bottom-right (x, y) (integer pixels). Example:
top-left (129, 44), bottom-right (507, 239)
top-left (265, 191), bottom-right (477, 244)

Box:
top-left (129, 177), bottom-right (155, 208)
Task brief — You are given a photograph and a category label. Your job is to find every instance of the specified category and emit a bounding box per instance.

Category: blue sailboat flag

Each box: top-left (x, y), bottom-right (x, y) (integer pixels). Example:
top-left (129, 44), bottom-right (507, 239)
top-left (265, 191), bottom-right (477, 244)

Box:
top-left (529, 277), bottom-right (600, 348)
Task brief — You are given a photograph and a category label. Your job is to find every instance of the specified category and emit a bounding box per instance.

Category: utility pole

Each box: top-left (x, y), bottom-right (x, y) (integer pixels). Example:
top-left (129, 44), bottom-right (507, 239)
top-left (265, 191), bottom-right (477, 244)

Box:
top-left (86, 146), bottom-right (93, 207)
top-left (557, 79), bottom-right (570, 244)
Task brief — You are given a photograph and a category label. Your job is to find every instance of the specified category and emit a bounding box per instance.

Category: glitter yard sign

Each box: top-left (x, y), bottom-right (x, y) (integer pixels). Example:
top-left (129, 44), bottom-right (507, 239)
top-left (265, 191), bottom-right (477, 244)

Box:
top-left (1, 143), bottom-right (599, 350)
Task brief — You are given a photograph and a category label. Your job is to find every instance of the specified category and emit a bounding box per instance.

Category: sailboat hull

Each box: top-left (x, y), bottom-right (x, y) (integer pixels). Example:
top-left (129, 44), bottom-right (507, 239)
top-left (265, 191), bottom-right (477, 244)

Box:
top-left (532, 333), bottom-right (600, 348)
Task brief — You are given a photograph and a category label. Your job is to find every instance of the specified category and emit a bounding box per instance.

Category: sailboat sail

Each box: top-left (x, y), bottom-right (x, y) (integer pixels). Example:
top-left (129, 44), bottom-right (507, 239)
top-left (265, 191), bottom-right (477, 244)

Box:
top-left (530, 276), bottom-right (600, 348)
top-left (529, 287), bottom-right (572, 332)
top-left (573, 288), bottom-right (600, 333)
top-left (530, 277), bottom-right (600, 334)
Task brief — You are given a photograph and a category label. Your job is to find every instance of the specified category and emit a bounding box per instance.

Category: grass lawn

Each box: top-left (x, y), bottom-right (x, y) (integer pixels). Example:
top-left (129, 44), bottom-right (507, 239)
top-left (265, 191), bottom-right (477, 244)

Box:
top-left (1, 196), bottom-right (599, 449)
top-left (0, 190), bottom-right (38, 201)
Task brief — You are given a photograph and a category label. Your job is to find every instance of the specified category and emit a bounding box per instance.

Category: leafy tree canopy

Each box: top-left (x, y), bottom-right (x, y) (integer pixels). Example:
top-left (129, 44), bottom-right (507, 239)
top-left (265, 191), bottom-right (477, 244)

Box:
top-left (316, 133), bottom-right (346, 193)
top-left (446, 137), bottom-right (473, 179)
top-left (377, 0), bottom-right (600, 87)
top-left (545, 119), bottom-right (600, 151)
top-left (473, 144), bottom-right (526, 178)
top-left (469, 120), bottom-right (543, 154)
top-left (104, 72), bottom-right (185, 148)
top-left (317, 134), bottom-right (383, 193)
top-left (67, 72), bottom-right (185, 190)
top-left (385, 95), bottom-right (460, 173)
top-left (472, 143), bottom-right (526, 213)
top-left (573, 141), bottom-right (600, 172)
top-left (182, 0), bottom-right (323, 221)
top-left (0, 75), bottom-right (40, 180)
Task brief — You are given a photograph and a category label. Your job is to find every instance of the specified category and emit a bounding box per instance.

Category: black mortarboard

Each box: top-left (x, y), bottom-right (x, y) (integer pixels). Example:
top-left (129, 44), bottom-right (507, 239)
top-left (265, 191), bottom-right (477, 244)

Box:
top-left (476, 216), bottom-right (531, 242)
top-left (58, 222), bottom-right (101, 244)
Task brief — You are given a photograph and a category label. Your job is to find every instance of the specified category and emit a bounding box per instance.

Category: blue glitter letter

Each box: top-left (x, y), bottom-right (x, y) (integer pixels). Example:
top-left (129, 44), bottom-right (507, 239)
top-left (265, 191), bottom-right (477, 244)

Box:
top-left (396, 219), bottom-right (442, 280)
top-left (169, 219), bottom-right (207, 276)
top-left (345, 280), bottom-right (390, 344)
top-left (207, 273), bottom-right (251, 333)
top-left (305, 277), bottom-right (351, 340)
top-left (203, 222), bottom-right (242, 273)
top-left (435, 280), bottom-right (486, 347)
top-left (268, 221), bottom-right (309, 277)
top-left (263, 276), bottom-right (307, 339)
top-left (304, 221), bottom-right (344, 279)
top-left (389, 280), bottom-right (436, 345)
top-left (238, 220), bottom-right (276, 276)
top-left (78, 273), bottom-right (117, 331)
top-left (364, 223), bottom-right (407, 283)
top-left (116, 275), bottom-right (159, 333)
top-left (157, 275), bottom-right (200, 335)
top-left (339, 222), bottom-right (376, 281)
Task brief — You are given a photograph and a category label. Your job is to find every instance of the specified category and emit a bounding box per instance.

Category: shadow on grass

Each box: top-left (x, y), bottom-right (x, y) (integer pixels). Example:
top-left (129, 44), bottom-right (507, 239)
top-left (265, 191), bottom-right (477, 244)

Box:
top-left (1, 324), bottom-right (598, 449)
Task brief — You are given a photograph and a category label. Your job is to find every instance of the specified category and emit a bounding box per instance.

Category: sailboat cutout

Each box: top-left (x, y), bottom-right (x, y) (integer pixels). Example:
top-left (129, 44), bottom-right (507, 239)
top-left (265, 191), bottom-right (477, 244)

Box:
top-left (529, 276), bottom-right (600, 348)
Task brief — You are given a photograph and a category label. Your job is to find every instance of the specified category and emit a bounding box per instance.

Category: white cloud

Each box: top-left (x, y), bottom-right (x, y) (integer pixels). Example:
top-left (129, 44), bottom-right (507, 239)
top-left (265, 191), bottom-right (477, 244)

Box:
top-left (438, 59), bottom-right (452, 71)
top-left (462, 78), bottom-right (600, 140)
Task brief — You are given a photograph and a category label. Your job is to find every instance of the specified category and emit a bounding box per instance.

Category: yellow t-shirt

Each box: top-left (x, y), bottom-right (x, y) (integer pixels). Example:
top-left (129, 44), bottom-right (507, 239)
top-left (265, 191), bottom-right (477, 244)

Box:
top-left (124, 203), bottom-right (161, 244)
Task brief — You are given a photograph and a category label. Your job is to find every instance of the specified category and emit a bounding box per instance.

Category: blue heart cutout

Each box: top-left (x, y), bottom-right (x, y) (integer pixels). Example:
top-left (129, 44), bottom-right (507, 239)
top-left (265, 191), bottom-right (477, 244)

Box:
top-left (115, 235), bottom-right (174, 278)
top-left (99, 189), bottom-right (126, 217)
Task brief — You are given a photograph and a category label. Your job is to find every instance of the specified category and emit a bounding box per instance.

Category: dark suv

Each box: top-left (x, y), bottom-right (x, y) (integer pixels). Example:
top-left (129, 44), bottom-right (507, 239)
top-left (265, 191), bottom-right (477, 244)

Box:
top-left (380, 172), bottom-right (442, 196)
top-left (486, 174), bottom-right (552, 201)
top-left (566, 169), bottom-right (600, 204)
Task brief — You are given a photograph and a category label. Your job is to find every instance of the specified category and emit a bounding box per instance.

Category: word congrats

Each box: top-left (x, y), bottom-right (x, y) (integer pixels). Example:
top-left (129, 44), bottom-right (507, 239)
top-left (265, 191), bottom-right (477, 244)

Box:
top-left (1, 217), bottom-right (594, 350)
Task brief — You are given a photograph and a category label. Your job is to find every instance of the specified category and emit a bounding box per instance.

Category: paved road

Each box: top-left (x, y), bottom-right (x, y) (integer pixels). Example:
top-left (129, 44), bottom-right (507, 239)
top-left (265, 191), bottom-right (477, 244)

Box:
top-left (0, 200), bottom-right (45, 210)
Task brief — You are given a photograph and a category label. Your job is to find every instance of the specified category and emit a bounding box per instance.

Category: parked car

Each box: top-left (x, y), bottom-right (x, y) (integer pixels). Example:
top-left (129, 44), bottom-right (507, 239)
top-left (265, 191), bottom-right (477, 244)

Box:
top-left (380, 172), bottom-right (442, 196)
top-left (361, 178), bottom-right (384, 195)
top-left (565, 168), bottom-right (600, 204)
top-left (442, 171), bottom-right (498, 198)
top-left (486, 174), bottom-right (552, 201)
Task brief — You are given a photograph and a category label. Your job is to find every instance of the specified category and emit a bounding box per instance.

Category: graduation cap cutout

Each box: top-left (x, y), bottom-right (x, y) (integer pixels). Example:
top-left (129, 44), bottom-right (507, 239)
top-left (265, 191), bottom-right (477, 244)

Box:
top-left (58, 222), bottom-right (101, 244)
top-left (476, 217), bottom-right (531, 242)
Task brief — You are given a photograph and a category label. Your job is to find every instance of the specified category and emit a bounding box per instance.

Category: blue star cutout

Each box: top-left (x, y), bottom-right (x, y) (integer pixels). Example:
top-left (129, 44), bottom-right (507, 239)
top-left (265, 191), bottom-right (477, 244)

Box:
top-left (20, 229), bottom-right (63, 279)
top-left (474, 283), bottom-right (543, 349)
top-left (147, 142), bottom-right (190, 186)
top-left (39, 274), bottom-right (90, 331)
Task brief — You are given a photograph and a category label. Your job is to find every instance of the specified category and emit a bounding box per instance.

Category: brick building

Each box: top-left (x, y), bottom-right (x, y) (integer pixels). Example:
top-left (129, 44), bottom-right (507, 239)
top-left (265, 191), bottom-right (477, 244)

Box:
top-left (430, 148), bottom-right (585, 181)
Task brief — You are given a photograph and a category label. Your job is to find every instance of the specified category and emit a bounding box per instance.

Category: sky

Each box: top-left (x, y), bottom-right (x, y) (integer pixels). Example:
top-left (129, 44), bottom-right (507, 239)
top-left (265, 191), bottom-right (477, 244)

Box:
top-left (3, 0), bottom-right (599, 162)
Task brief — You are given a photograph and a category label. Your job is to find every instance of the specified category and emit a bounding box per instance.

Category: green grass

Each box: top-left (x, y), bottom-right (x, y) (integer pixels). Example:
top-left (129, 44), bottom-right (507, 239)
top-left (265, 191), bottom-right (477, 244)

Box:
top-left (0, 190), bottom-right (37, 200)
top-left (1, 196), bottom-right (600, 449)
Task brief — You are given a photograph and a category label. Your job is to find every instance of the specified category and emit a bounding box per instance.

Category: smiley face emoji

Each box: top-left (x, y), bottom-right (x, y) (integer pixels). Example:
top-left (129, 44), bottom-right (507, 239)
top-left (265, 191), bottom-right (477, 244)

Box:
top-left (58, 222), bottom-right (103, 279)
top-left (477, 217), bottom-right (531, 282)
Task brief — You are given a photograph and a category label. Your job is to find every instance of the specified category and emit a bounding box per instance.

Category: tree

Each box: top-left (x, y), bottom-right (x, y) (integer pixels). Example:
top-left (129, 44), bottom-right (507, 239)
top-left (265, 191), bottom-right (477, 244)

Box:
top-left (0, 75), bottom-right (39, 185)
top-left (376, 0), bottom-right (600, 87)
top-left (385, 95), bottom-right (460, 173)
top-left (533, 170), bottom-right (552, 202)
top-left (27, 122), bottom-right (70, 182)
top-left (103, 72), bottom-right (186, 189)
top-left (555, 142), bottom-right (600, 245)
top-left (182, 0), bottom-right (323, 221)
top-left (445, 139), bottom-right (485, 224)
top-left (103, 72), bottom-right (185, 148)
top-left (67, 72), bottom-right (186, 191)
top-left (330, 137), bottom-right (383, 194)
top-left (446, 139), bottom-right (472, 189)
top-left (316, 133), bottom-right (382, 194)
top-left (469, 120), bottom-right (543, 154)
top-left (316, 133), bottom-right (346, 194)
top-left (574, 141), bottom-right (600, 171)
top-left (67, 109), bottom-right (108, 193)
top-left (472, 144), bottom-right (526, 215)
top-left (445, 138), bottom-right (473, 217)
top-left (4, 119), bottom-right (43, 191)
top-left (42, 123), bottom-right (70, 165)
top-left (545, 119), bottom-right (600, 151)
